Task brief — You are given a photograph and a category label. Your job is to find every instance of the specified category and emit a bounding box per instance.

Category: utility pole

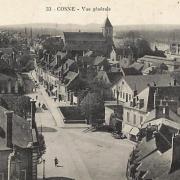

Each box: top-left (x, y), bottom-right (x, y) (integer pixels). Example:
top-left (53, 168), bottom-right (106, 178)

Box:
top-left (43, 159), bottom-right (46, 180)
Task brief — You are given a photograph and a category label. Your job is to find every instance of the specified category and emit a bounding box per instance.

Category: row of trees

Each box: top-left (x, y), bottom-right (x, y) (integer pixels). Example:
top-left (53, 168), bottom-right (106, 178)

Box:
top-left (120, 31), bottom-right (166, 59)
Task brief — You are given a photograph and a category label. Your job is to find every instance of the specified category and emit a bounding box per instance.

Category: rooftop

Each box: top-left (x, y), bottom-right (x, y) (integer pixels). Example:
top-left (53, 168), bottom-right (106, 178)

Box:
top-left (0, 106), bottom-right (32, 150)
top-left (123, 74), bottom-right (176, 94)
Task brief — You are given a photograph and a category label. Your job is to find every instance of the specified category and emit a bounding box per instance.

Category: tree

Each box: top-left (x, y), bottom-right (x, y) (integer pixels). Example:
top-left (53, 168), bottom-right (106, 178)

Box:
top-left (19, 54), bottom-right (34, 72)
top-left (37, 133), bottom-right (46, 160)
top-left (80, 92), bottom-right (104, 125)
top-left (0, 95), bottom-right (31, 118)
top-left (134, 38), bottom-right (152, 58)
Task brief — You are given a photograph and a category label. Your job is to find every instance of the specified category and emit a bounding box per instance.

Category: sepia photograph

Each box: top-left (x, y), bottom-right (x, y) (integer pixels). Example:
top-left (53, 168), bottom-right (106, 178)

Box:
top-left (1, 0), bottom-right (180, 180)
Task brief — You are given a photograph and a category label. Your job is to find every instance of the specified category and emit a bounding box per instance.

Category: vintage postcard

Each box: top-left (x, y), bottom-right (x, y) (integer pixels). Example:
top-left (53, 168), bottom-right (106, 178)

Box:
top-left (0, 0), bottom-right (180, 180)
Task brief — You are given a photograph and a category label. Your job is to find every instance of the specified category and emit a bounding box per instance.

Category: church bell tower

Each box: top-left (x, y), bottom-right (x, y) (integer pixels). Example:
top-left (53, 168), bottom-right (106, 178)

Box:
top-left (102, 17), bottom-right (113, 40)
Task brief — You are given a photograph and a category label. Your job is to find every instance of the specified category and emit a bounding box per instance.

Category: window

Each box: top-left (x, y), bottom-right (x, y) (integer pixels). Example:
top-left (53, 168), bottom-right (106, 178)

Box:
top-left (126, 93), bottom-right (128, 102)
top-left (133, 114), bottom-right (136, 124)
top-left (123, 92), bottom-right (125, 99)
top-left (0, 173), bottom-right (4, 180)
top-left (120, 91), bottom-right (122, 98)
top-left (114, 89), bottom-right (116, 96)
top-left (129, 94), bottom-right (131, 101)
top-left (140, 116), bottom-right (143, 125)
top-left (127, 112), bottom-right (130, 122)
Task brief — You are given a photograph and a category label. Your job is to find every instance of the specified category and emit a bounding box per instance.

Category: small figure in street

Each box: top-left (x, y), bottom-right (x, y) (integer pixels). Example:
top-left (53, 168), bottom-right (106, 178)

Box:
top-left (38, 102), bottom-right (41, 108)
top-left (36, 95), bottom-right (38, 100)
top-left (54, 157), bottom-right (59, 167)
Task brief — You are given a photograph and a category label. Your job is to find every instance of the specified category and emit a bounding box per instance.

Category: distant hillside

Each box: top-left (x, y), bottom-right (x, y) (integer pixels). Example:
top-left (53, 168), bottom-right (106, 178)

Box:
top-left (1, 23), bottom-right (180, 43)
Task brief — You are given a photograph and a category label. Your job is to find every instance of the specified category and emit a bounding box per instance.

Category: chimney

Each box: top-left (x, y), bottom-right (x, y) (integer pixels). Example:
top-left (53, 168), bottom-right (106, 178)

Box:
top-left (164, 102), bottom-right (169, 118)
top-left (146, 125), bottom-right (154, 141)
top-left (5, 111), bottom-right (13, 148)
top-left (170, 133), bottom-right (180, 173)
top-left (155, 100), bottom-right (169, 119)
top-left (133, 89), bottom-right (137, 97)
top-left (30, 99), bottom-right (36, 129)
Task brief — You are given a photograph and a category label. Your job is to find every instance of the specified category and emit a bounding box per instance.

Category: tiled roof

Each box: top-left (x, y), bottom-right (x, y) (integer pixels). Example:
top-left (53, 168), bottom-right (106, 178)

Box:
top-left (123, 74), bottom-right (175, 94)
top-left (64, 32), bottom-right (105, 42)
top-left (63, 32), bottom-right (107, 52)
top-left (129, 124), bottom-right (180, 180)
top-left (0, 106), bottom-right (32, 149)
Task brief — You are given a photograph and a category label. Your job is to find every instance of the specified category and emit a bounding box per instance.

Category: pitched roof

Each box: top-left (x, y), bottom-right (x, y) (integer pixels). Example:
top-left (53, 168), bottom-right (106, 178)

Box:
top-left (144, 109), bottom-right (180, 128)
top-left (104, 17), bottom-right (113, 28)
top-left (138, 55), bottom-right (180, 66)
top-left (121, 67), bottom-right (142, 76)
top-left (63, 71), bottom-right (78, 86)
top-left (93, 56), bottom-right (106, 66)
top-left (107, 71), bottom-right (122, 84)
top-left (64, 32), bottom-right (105, 42)
top-left (63, 32), bottom-right (107, 52)
top-left (123, 74), bottom-right (175, 94)
top-left (130, 126), bottom-right (172, 179)
top-left (129, 62), bottom-right (144, 71)
top-left (0, 106), bottom-right (32, 150)
top-left (83, 51), bottom-right (94, 57)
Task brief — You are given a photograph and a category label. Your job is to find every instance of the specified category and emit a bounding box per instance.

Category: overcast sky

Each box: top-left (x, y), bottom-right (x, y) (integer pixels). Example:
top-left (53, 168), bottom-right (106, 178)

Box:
top-left (1, 0), bottom-right (180, 25)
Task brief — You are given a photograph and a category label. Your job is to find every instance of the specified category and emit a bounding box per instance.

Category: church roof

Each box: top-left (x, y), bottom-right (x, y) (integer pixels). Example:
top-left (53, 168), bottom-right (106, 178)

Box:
top-left (63, 32), bottom-right (105, 42)
top-left (104, 17), bottom-right (113, 28)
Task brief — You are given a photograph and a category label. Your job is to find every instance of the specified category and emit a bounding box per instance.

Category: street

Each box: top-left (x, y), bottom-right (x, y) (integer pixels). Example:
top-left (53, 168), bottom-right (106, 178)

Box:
top-left (27, 71), bottom-right (135, 180)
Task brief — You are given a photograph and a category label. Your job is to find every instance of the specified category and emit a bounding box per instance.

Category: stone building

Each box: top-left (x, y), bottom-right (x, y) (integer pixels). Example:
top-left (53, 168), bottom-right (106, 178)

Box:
top-left (63, 17), bottom-right (114, 57)
top-left (0, 99), bottom-right (38, 180)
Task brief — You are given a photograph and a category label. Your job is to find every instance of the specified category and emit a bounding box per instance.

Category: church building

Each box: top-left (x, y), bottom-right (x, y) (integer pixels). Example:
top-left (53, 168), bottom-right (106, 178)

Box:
top-left (63, 17), bottom-right (114, 57)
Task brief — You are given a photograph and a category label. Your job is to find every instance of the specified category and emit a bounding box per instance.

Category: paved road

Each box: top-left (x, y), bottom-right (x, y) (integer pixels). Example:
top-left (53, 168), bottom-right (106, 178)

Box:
top-left (28, 71), bottom-right (135, 180)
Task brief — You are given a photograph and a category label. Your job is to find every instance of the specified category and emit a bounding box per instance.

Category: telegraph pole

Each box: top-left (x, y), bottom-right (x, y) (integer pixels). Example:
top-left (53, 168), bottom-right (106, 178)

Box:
top-left (43, 159), bottom-right (46, 180)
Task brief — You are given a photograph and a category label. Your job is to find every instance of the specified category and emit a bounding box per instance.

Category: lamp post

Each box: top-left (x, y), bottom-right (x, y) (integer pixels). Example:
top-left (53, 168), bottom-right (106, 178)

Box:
top-left (43, 159), bottom-right (46, 180)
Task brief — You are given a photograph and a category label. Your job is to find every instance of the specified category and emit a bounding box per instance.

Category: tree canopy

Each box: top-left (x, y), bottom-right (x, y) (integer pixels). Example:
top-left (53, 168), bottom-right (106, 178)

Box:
top-left (80, 92), bottom-right (104, 125)
top-left (0, 95), bottom-right (31, 118)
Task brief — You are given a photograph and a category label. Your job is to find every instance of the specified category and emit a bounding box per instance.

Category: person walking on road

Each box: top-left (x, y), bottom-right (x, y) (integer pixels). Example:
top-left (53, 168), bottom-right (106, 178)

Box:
top-left (54, 157), bottom-right (59, 167)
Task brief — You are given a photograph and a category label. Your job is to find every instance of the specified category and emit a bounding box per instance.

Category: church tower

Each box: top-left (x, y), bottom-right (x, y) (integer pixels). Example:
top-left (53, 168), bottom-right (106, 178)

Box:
top-left (102, 17), bottom-right (113, 40)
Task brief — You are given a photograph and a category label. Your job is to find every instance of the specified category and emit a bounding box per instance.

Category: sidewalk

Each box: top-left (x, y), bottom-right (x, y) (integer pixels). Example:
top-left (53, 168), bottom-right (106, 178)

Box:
top-left (30, 70), bottom-right (90, 128)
